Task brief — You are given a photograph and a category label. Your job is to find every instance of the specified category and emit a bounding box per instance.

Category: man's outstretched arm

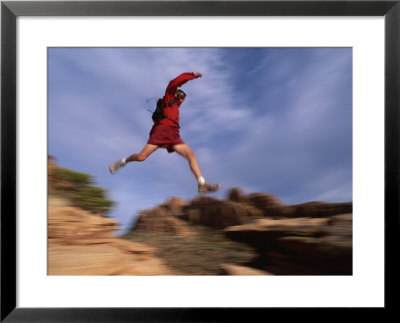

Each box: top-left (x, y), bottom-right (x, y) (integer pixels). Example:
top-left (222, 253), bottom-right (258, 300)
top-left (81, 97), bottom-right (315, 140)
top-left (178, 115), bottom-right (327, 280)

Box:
top-left (165, 72), bottom-right (202, 96)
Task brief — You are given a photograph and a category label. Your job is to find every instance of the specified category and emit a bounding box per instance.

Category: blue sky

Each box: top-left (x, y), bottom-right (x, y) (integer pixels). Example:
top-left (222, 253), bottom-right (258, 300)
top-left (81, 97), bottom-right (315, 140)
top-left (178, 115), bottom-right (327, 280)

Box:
top-left (48, 47), bottom-right (352, 233)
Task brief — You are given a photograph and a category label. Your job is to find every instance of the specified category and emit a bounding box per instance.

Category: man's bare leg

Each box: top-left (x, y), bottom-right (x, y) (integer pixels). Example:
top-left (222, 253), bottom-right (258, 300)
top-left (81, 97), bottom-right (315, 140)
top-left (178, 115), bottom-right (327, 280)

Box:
top-left (172, 144), bottom-right (202, 179)
top-left (126, 144), bottom-right (159, 163)
top-left (173, 143), bottom-right (220, 192)
top-left (109, 144), bottom-right (158, 173)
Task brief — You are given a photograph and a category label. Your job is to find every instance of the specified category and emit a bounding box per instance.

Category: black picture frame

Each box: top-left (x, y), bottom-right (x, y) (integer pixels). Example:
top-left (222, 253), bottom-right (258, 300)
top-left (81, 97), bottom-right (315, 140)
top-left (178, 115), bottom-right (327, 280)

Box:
top-left (1, 0), bottom-right (399, 321)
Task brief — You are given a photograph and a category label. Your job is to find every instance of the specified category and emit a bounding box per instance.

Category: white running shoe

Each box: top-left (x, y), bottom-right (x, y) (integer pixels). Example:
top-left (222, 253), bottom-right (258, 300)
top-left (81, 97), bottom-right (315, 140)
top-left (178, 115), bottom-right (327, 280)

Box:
top-left (109, 159), bottom-right (126, 174)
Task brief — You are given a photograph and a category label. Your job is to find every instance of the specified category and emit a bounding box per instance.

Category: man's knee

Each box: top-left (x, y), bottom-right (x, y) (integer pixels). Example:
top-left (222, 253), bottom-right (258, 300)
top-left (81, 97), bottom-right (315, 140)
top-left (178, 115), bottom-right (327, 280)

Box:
top-left (174, 144), bottom-right (196, 160)
top-left (184, 149), bottom-right (197, 163)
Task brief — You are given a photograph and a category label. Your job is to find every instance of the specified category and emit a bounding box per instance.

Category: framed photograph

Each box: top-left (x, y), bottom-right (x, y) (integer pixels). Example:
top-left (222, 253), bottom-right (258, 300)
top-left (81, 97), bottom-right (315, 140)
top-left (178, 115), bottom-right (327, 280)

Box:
top-left (2, 0), bottom-right (399, 321)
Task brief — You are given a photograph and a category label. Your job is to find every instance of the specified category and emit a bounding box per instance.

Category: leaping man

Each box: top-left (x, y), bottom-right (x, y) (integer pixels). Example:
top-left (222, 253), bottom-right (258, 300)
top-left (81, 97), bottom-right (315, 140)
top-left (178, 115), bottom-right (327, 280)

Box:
top-left (109, 72), bottom-right (220, 193)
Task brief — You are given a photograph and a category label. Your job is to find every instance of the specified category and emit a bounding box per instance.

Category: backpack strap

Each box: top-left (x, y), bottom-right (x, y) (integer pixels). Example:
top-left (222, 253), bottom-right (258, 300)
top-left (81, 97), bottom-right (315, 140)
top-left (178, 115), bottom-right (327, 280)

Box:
top-left (166, 98), bottom-right (177, 106)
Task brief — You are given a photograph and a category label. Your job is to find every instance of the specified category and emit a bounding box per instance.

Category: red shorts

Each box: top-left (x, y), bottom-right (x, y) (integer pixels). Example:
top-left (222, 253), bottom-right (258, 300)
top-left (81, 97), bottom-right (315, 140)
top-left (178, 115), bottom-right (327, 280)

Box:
top-left (147, 124), bottom-right (185, 153)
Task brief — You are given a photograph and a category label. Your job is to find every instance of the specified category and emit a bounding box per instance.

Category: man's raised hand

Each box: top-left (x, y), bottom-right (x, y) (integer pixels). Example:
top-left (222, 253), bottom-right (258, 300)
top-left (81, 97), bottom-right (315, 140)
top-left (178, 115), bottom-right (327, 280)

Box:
top-left (194, 72), bottom-right (203, 79)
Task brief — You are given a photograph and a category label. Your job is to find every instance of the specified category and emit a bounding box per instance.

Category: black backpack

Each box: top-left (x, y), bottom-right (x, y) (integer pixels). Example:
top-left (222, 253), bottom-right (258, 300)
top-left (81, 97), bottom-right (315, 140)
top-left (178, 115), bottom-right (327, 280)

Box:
top-left (152, 98), bottom-right (180, 128)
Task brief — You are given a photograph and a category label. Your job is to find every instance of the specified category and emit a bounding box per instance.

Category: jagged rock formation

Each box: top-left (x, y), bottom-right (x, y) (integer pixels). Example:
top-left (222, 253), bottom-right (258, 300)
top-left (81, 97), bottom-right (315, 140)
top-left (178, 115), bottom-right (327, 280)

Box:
top-left (223, 189), bottom-right (352, 275)
top-left (129, 187), bottom-right (353, 275)
top-left (134, 198), bottom-right (193, 236)
top-left (261, 201), bottom-right (352, 218)
top-left (181, 196), bottom-right (263, 229)
top-left (48, 157), bottom-right (179, 275)
top-left (48, 197), bottom-right (178, 275)
top-left (225, 214), bottom-right (352, 275)
top-left (48, 155), bottom-right (352, 275)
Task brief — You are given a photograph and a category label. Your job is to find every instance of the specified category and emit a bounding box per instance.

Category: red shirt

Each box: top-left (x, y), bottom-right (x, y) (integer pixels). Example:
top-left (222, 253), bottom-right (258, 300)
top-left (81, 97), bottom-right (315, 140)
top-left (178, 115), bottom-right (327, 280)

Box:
top-left (159, 72), bottom-right (196, 128)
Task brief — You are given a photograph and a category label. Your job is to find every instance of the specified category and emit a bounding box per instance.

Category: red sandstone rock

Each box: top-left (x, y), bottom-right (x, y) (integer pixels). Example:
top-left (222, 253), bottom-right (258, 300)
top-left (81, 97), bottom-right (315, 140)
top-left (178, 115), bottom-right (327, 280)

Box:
top-left (48, 198), bottom-right (178, 275)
